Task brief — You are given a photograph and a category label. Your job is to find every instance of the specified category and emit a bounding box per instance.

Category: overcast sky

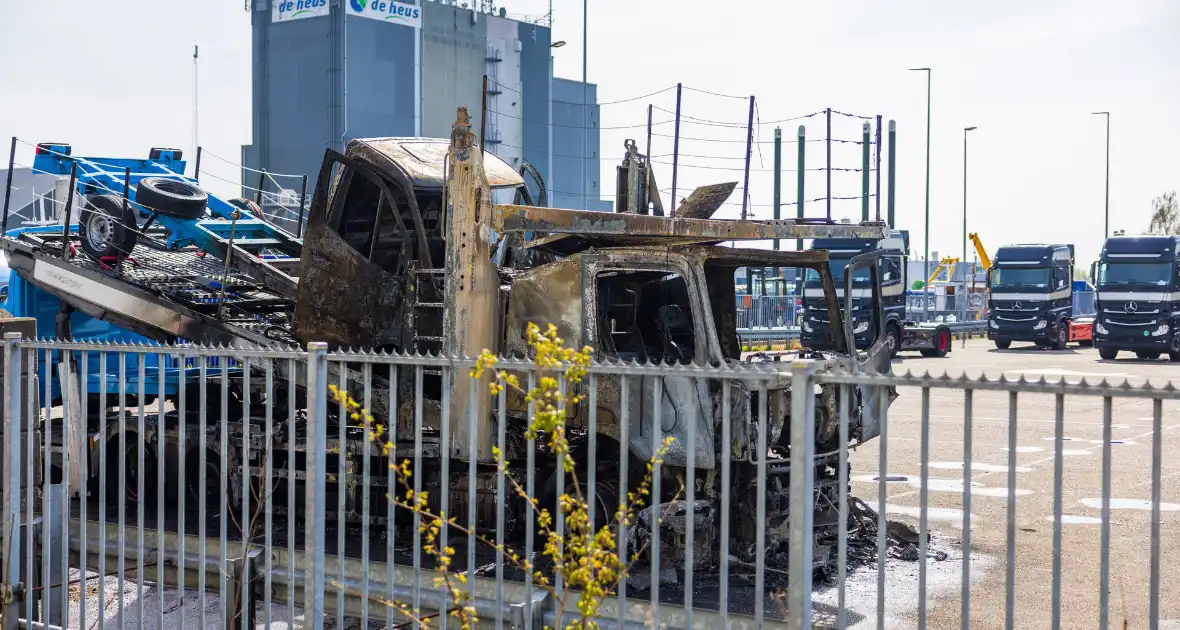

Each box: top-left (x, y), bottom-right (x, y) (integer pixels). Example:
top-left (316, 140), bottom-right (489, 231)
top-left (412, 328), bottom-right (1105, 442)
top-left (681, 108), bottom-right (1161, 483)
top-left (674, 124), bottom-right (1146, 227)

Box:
top-left (1, 0), bottom-right (1176, 265)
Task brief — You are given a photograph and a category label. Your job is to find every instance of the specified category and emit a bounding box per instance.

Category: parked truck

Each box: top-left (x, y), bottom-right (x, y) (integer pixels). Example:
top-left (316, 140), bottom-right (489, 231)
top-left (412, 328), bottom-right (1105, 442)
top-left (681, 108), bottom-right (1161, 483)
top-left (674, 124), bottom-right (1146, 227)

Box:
top-left (802, 229), bottom-right (954, 358)
top-left (1, 110), bottom-right (897, 577)
top-left (987, 244), bottom-right (1093, 350)
top-left (1092, 235), bottom-right (1180, 361)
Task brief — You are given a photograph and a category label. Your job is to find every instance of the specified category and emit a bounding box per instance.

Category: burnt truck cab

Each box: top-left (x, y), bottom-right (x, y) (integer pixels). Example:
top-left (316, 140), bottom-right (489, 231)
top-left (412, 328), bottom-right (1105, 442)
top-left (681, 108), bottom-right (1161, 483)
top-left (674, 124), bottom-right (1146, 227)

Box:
top-left (987, 244), bottom-right (1075, 350)
top-left (291, 110), bottom-right (897, 571)
top-left (802, 230), bottom-right (908, 352)
top-left (1092, 235), bottom-right (1180, 361)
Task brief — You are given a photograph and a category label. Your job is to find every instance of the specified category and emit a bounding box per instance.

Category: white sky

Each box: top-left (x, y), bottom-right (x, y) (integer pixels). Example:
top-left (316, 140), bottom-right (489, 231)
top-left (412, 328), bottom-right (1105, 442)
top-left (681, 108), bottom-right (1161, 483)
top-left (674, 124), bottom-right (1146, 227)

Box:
top-left (1, 0), bottom-right (1177, 265)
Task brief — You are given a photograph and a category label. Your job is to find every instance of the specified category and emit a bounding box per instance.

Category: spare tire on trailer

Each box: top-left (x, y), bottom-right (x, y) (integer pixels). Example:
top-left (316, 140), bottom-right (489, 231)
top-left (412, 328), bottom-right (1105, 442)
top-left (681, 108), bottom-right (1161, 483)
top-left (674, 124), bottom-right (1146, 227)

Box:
top-left (78, 194), bottom-right (139, 260)
top-left (225, 197), bottom-right (262, 219)
top-left (135, 177), bottom-right (208, 220)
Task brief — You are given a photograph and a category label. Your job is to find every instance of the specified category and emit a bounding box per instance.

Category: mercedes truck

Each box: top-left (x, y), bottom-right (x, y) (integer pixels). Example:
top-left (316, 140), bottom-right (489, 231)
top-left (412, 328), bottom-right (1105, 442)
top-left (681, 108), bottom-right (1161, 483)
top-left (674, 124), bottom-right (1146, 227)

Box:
top-left (987, 244), bottom-right (1092, 350)
top-left (1092, 235), bottom-right (1180, 361)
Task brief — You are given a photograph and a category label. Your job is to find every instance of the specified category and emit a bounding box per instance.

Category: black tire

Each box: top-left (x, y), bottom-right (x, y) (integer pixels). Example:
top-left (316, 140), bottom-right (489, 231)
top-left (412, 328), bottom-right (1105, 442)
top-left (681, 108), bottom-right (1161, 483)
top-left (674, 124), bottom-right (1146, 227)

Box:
top-left (1170, 351), bottom-right (1180, 362)
top-left (1053, 322), bottom-right (1069, 350)
top-left (1078, 339), bottom-right (1093, 347)
top-left (135, 177), bottom-right (208, 220)
top-left (1135, 351), bottom-right (1161, 361)
top-left (1098, 348), bottom-right (1118, 361)
top-left (994, 340), bottom-right (1011, 350)
top-left (885, 323), bottom-right (901, 358)
top-left (78, 194), bottom-right (138, 260)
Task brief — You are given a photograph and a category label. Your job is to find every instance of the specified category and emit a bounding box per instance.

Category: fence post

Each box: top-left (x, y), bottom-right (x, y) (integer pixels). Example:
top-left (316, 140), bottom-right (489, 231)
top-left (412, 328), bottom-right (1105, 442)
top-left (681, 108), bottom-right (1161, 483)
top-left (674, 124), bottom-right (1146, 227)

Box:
top-left (303, 342), bottom-right (328, 630)
top-left (670, 83), bottom-right (682, 216)
top-left (2, 333), bottom-right (23, 630)
top-left (787, 361), bottom-right (816, 630)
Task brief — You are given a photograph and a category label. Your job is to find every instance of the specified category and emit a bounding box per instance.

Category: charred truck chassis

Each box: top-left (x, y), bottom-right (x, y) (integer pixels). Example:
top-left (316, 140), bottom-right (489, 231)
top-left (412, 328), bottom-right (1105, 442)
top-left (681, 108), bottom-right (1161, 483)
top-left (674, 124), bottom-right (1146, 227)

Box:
top-left (13, 109), bottom-right (897, 582)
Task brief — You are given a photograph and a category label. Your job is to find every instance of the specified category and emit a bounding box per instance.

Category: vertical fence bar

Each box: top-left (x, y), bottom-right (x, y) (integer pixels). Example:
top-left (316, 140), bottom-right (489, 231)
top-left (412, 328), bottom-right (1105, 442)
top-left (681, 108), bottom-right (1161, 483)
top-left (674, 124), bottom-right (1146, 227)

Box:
top-left (336, 365), bottom-right (346, 629)
top-left (117, 353), bottom-right (127, 620)
top-left (918, 386), bottom-right (931, 630)
top-left (288, 357), bottom-right (297, 626)
top-left (220, 359), bottom-right (229, 626)
top-left (412, 367), bottom-right (424, 626)
top-left (649, 376), bottom-right (663, 625)
top-left (961, 389), bottom-right (974, 629)
top-left (717, 378), bottom-right (729, 625)
top-left (861, 122), bottom-right (870, 222)
top-left (466, 375), bottom-right (478, 609)
top-left (40, 350), bottom-right (49, 625)
top-left (825, 108), bottom-right (832, 220)
top-left (177, 353), bottom-right (186, 630)
top-left (297, 174), bottom-right (308, 238)
top-left (786, 367), bottom-right (813, 630)
top-left (495, 374), bottom-right (507, 630)
top-left (439, 369), bottom-right (452, 630)
top-left (682, 373), bottom-right (694, 629)
top-left (876, 387), bottom-right (889, 630)
top-left (837, 383), bottom-right (852, 629)
top-left (304, 342), bottom-right (329, 630)
top-left (1149, 397), bottom-right (1162, 629)
top-left (97, 351), bottom-right (107, 630)
top-left (773, 127), bottom-right (782, 250)
top-left (1099, 396), bottom-right (1112, 630)
top-left (1005, 391), bottom-right (1018, 630)
top-left (1049, 392), bottom-right (1063, 630)
top-left (796, 125), bottom-right (805, 254)
top-left (240, 357), bottom-right (252, 630)
top-left (874, 114), bottom-right (882, 221)
top-left (1, 334), bottom-right (22, 630)
top-left (79, 349), bottom-right (89, 630)
top-left (386, 363), bottom-right (399, 630)
top-left (670, 83), bottom-right (682, 217)
top-left (360, 363), bottom-right (372, 629)
top-left (524, 370), bottom-right (536, 630)
top-left (616, 375), bottom-right (629, 630)
top-left (265, 359), bottom-right (275, 628)
top-left (198, 360), bottom-right (208, 630)
top-left (156, 357), bottom-right (166, 630)
top-left (24, 347), bottom-right (33, 626)
top-left (740, 95), bottom-right (755, 220)
top-left (1, 137), bottom-right (17, 233)
top-left (137, 359), bottom-right (146, 630)
top-left (58, 348), bottom-right (71, 625)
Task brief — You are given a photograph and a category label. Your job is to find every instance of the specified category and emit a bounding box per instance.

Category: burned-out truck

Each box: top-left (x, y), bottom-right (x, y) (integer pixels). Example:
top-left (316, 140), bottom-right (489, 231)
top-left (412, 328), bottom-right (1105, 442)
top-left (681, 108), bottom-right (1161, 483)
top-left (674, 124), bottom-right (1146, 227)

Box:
top-left (289, 109), bottom-right (897, 572)
top-left (1, 108), bottom-right (896, 579)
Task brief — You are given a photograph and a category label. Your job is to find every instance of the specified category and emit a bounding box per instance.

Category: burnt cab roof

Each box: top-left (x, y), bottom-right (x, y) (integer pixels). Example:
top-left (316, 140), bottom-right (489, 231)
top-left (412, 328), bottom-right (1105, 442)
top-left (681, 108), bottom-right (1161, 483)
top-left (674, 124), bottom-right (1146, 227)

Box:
top-left (993, 244), bottom-right (1073, 266)
top-left (1100, 235), bottom-right (1180, 262)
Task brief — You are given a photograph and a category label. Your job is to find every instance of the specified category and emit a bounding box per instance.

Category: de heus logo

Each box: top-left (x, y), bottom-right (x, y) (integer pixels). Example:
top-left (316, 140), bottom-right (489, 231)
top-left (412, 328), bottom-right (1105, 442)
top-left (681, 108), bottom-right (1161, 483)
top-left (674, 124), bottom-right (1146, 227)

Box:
top-left (350, 0), bottom-right (367, 11)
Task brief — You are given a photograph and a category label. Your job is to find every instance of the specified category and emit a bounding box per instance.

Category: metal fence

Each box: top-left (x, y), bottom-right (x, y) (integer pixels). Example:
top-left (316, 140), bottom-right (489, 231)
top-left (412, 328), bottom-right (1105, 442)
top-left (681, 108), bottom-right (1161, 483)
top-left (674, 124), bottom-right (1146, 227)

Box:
top-left (2, 334), bottom-right (1175, 629)
top-left (735, 295), bottom-right (800, 329)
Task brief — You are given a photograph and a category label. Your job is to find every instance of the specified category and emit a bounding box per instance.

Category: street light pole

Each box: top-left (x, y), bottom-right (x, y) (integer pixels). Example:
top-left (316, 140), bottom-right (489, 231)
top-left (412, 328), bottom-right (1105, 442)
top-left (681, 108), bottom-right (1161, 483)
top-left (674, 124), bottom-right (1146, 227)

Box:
top-left (963, 126), bottom-right (977, 321)
top-left (1092, 111), bottom-right (1110, 239)
top-left (909, 67), bottom-right (932, 320)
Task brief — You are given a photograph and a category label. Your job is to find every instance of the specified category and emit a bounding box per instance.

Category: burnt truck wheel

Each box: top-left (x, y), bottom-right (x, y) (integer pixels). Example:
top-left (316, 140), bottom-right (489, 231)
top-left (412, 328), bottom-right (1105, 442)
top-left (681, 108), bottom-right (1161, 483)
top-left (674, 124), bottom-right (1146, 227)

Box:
top-left (135, 177), bottom-right (208, 220)
top-left (78, 194), bottom-right (138, 259)
top-left (1098, 348), bottom-right (1118, 361)
top-left (994, 340), bottom-right (1011, 350)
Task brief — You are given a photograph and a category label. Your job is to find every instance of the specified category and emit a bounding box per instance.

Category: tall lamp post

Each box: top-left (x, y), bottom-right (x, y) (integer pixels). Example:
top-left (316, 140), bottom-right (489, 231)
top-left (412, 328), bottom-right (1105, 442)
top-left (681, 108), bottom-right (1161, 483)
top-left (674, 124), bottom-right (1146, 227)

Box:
top-left (909, 67), bottom-right (932, 320)
top-left (1092, 111), bottom-right (1110, 238)
top-left (962, 126), bottom-right (977, 320)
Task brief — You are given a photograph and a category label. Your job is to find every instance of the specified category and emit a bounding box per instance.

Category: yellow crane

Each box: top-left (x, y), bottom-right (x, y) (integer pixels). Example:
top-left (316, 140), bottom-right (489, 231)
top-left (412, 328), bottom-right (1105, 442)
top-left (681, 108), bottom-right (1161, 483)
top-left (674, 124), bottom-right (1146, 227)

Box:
top-left (926, 256), bottom-right (960, 285)
top-left (968, 232), bottom-right (991, 271)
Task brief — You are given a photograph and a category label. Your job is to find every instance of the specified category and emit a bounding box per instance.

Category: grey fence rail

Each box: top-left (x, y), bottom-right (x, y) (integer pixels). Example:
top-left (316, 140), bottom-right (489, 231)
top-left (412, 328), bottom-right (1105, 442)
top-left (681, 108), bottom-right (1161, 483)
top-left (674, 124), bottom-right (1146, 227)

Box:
top-left (2, 334), bottom-right (1176, 629)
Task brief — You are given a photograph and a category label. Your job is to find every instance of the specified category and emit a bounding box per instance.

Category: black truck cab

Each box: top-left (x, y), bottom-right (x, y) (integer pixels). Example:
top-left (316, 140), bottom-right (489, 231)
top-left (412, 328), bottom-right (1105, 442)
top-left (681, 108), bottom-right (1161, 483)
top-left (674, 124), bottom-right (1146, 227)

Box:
top-left (802, 230), bottom-right (908, 351)
top-left (1092, 235), bottom-right (1180, 361)
top-left (987, 244), bottom-right (1075, 349)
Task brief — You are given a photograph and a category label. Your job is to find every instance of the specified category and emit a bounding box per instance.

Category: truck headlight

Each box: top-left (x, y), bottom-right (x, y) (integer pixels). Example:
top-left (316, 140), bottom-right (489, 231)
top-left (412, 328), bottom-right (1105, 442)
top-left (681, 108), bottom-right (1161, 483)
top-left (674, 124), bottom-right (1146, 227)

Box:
top-left (853, 321), bottom-right (869, 334)
top-left (802, 321), bottom-right (813, 333)
top-left (1033, 320), bottom-right (1047, 330)
top-left (989, 319), bottom-right (998, 329)
top-left (1095, 321), bottom-right (1108, 335)
top-left (1152, 324), bottom-right (1170, 337)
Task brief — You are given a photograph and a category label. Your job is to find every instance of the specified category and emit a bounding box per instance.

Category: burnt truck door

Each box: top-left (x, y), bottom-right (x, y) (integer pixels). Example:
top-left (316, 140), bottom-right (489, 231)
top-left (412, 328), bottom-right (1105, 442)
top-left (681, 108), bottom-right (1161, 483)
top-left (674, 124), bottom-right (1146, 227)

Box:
top-left (842, 250), bottom-right (896, 442)
top-left (293, 149), bottom-right (416, 349)
top-left (584, 255), bottom-right (716, 471)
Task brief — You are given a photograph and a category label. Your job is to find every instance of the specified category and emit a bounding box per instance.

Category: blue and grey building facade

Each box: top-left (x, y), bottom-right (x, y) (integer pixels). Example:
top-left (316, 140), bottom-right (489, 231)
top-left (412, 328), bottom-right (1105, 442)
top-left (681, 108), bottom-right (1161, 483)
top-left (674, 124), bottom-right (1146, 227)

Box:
top-left (242, 0), bottom-right (608, 211)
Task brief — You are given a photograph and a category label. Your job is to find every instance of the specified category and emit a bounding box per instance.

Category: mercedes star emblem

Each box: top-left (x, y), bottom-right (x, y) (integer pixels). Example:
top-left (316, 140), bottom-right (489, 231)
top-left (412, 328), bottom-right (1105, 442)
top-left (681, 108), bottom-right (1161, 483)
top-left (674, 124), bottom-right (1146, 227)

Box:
top-left (1013, 301), bottom-right (1023, 310)
top-left (1126, 301), bottom-right (1138, 313)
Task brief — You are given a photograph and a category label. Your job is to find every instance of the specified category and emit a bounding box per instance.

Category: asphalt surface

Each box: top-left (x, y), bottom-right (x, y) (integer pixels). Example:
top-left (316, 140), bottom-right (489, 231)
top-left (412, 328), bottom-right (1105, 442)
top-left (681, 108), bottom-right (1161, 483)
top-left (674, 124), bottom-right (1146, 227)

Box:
top-left (852, 338), bottom-right (1180, 629)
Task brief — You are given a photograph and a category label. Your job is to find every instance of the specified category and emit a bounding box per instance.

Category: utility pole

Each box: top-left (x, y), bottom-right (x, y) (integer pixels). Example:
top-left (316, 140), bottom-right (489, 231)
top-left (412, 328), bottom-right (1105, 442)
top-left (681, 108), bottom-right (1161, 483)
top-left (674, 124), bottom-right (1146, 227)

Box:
top-left (909, 67), bottom-right (932, 320)
top-left (192, 45), bottom-right (199, 162)
top-left (962, 126), bottom-right (977, 322)
top-left (1092, 111), bottom-right (1110, 238)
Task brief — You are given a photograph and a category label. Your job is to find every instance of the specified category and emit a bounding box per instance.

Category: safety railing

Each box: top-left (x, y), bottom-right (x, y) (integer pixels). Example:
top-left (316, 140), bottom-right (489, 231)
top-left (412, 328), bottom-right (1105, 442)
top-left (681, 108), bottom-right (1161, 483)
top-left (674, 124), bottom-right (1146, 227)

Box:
top-left (2, 334), bottom-right (1175, 629)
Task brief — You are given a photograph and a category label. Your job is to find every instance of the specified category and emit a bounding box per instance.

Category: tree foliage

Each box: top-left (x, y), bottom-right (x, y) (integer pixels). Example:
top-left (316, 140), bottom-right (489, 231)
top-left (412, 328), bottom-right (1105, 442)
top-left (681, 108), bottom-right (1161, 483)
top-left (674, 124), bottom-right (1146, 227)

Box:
top-left (1148, 191), bottom-right (1179, 235)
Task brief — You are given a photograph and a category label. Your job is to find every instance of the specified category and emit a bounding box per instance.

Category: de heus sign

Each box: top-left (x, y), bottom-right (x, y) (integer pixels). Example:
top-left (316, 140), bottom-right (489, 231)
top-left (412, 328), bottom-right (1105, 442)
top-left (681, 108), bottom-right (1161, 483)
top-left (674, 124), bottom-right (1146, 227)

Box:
top-left (347, 0), bottom-right (422, 28)
top-left (272, 0), bottom-right (329, 22)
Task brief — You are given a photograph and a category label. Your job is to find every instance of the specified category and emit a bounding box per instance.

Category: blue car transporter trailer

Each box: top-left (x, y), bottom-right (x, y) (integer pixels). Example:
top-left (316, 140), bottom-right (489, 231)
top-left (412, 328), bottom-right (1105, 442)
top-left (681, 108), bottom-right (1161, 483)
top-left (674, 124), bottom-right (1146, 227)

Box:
top-left (29, 143), bottom-right (302, 298)
top-left (2, 223), bottom-right (243, 407)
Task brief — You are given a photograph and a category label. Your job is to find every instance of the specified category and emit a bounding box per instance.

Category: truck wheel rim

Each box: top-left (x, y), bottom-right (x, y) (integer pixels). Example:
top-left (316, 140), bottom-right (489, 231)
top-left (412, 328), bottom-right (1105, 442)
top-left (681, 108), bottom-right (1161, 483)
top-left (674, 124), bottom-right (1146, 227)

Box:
top-left (87, 212), bottom-right (114, 251)
top-left (940, 332), bottom-right (949, 351)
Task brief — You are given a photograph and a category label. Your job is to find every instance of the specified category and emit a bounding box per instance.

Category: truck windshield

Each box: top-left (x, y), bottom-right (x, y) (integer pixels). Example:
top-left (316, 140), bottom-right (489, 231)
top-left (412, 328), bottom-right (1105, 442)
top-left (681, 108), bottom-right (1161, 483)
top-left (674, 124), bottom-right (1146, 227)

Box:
top-left (804, 258), bottom-right (870, 286)
top-left (991, 267), bottom-right (1049, 289)
top-left (1097, 262), bottom-right (1173, 286)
